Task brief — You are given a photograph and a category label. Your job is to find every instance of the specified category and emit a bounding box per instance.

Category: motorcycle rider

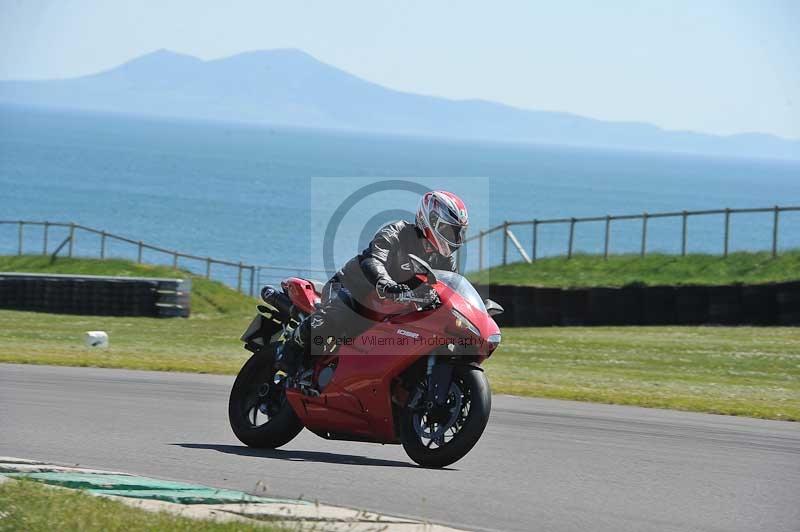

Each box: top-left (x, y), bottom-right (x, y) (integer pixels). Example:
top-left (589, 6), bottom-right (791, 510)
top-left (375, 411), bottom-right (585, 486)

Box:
top-left (275, 190), bottom-right (469, 375)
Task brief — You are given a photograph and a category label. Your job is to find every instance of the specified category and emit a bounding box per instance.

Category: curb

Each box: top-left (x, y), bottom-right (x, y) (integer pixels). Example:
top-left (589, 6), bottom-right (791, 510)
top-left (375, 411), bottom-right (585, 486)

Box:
top-left (0, 457), bottom-right (465, 531)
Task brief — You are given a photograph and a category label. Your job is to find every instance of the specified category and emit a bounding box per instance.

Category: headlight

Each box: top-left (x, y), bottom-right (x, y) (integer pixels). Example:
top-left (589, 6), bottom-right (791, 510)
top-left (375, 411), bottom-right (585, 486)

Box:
top-left (451, 309), bottom-right (480, 336)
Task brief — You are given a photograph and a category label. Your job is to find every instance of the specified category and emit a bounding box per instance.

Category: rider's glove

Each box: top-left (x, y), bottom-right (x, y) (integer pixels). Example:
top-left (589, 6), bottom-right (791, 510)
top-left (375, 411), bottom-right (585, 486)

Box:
top-left (418, 286), bottom-right (440, 305)
top-left (378, 282), bottom-right (414, 302)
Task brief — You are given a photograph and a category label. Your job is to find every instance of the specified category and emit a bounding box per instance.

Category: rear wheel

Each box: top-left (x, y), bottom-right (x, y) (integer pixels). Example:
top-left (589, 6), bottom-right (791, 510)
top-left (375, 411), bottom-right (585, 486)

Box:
top-left (228, 350), bottom-right (303, 448)
top-left (400, 366), bottom-right (491, 468)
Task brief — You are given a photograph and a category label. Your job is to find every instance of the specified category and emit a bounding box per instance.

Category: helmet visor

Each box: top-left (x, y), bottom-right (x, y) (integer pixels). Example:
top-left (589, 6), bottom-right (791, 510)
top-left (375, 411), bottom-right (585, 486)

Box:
top-left (435, 219), bottom-right (466, 247)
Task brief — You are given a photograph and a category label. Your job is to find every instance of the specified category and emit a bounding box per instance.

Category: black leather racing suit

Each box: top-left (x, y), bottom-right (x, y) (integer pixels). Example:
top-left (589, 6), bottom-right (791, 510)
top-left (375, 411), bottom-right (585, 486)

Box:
top-left (298, 220), bottom-right (457, 356)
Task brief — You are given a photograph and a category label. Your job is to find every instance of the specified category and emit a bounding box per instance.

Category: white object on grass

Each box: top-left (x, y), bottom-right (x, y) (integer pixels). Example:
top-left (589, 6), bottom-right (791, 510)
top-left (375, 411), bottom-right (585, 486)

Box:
top-left (85, 331), bottom-right (109, 348)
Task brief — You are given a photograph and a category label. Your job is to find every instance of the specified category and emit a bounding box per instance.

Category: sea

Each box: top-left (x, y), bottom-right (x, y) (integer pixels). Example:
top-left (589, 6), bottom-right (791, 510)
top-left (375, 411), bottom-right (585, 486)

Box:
top-left (1, 105), bottom-right (799, 286)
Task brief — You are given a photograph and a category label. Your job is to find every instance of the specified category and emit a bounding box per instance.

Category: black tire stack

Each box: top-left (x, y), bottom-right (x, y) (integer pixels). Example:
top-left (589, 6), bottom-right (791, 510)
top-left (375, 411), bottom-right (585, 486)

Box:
top-left (561, 288), bottom-right (590, 325)
top-left (707, 285), bottom-right (742, 325)
top-left (776, 281), bottom-right (800, 325)
top-left (532, 288), bottom-right (561, 326)
top-left (473, 281), bottom-right (799, 326)
top-left (0, 273), bottom-right (191, 317)
top-left (642, 286), bottom-right (677, 325)
top-left (588, 286), bottom-right (644, 325)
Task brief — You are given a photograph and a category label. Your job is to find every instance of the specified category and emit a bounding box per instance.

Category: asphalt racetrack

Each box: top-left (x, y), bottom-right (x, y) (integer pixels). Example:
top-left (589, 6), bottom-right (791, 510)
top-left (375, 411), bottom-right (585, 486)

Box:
top-left (2, 363), bottom-right (798, 532)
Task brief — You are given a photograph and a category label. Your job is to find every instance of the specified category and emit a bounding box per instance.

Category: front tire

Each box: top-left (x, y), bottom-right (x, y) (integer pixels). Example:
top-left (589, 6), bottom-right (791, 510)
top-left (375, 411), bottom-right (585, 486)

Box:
top-left (228, 350), bottom-right (303, 448)
top-left (400, 366), bottom-right (491, 468)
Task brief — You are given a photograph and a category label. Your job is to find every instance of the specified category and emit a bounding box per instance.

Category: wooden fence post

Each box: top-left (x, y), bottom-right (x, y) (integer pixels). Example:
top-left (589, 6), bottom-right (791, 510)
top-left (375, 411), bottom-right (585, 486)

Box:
top-left (100, 231), bottom-right (106, 259)
top-left (532, 220), bottom-right (538, 261)
top-left (640, 213), bottom-right (648, 257)
top-left (42, 222), bottom-right (49, 255)
top-left (17, 221), bottom-right (23, 255)
top-left (723, 208), bottom-right (731, 257)
top-left (502, 221), bottom-right (509, 266)
top-left (137, 241), bottom-right (143, 263)
top-left (249, 266), bottom-right (255, 296)
top-left (172, 252), bottom-right (178, 269)
top-left (237, 262), bottom-right (243, 292)
top-left (567, 218), bottom-right (576, 259)
top-left (603, 216), bottom-right (611, 259)
top-left (206, 258), bottom-right (211, 279)
top-left (68, 223), bottom-right (75, 257)
top-left (681, 211), bottom-right (688, 256)
top-left (772, 206), bottom-right (780, 258)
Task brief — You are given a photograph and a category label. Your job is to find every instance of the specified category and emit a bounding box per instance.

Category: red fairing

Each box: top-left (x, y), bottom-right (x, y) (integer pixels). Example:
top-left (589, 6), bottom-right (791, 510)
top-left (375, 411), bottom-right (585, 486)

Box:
top-left (282, 277), bottom-right (320, 314)
top-left (284, 274), bottom-right (501, 443)
top-left (434, 280), bottom-right (500, 360)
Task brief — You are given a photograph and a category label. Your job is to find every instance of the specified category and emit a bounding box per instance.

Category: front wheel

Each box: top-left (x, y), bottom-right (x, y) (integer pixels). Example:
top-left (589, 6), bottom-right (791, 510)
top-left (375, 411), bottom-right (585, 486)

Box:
top-left (399, 366), bottom-right (491, 468)
top-left (228, 350), bottom-right (303, 448)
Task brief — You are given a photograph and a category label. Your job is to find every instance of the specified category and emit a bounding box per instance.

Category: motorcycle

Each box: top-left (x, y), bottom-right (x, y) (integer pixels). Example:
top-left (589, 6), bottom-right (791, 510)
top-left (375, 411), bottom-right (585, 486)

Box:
top-left (228, 254), bottom-right (504, 468)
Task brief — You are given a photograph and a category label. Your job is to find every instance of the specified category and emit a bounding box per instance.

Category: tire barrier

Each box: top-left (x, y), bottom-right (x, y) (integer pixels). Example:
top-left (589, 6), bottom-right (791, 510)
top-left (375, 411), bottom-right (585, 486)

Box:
top-left (561, 288), bottom-right (590, 326)
top-left (674, 286), bottom-right (709, 325)
top-left (588, 286), bottom-right (643, 325)
top-left (707, 285), bottom-right (742, 325)
top-left (473, 282), bottom-right (798, 327)
top-left (741, 284), bottom-right (778, 325)
top-left (532, 288), bottom-right (561, 326)
top-left (776, 281), bottom-right (800, 325)
top-left (511, 287), bottom-right (533, 329)
top-left (643, 286), bottom-right (677, 325)
top-left (587, 287), bottom-right (618, 325)
top-left (0, 273), bottom-right (190, 317)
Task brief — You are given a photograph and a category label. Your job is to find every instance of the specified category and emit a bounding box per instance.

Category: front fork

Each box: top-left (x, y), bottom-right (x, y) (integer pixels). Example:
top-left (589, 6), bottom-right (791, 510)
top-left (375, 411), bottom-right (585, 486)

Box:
top-left (425, 354), bottom-right (454, 408)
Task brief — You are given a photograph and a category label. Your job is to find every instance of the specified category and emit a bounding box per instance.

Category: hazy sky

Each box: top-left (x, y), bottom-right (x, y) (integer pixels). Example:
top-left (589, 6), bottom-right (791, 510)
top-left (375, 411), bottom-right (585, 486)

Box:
top-left (1, 0), bottom-right (798, 138)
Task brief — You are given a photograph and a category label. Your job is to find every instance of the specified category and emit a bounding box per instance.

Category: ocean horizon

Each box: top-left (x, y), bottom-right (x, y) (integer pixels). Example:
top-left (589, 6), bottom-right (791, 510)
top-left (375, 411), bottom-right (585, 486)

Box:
top-left (2, 104), bottom-right (799, 286)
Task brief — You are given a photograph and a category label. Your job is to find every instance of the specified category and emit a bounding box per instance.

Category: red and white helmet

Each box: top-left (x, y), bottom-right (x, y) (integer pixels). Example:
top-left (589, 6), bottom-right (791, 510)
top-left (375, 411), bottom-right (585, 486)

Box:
top-left (416, 190), bottom-right (469, 257)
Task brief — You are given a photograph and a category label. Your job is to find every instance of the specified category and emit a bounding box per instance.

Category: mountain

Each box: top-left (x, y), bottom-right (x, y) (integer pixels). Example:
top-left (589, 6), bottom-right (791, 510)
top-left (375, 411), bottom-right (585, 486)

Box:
top-left (1, 48), bottom-right (798, 160)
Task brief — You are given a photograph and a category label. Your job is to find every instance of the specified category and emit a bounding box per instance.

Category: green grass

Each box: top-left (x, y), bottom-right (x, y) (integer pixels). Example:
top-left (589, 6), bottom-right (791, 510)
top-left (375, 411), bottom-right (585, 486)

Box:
top-left (469, 250), bottom-right (800, 287)
top-left (0, 255), bottom-right (254, 374)
top-left (1, 306), bottom-right (796, 420)
top-left (0, 479), bottom-right (283, 532)
top-left (0, 309), bottom-right (251, 374)
top-left (1, 255), bottom-right (798, 420)
top-left (485, 326), bottom-right (800, 421)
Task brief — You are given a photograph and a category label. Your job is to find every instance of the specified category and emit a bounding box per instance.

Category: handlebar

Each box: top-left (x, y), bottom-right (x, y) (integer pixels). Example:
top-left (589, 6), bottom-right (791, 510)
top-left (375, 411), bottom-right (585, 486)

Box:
top-left (394, 286), bottom-right (440, 310)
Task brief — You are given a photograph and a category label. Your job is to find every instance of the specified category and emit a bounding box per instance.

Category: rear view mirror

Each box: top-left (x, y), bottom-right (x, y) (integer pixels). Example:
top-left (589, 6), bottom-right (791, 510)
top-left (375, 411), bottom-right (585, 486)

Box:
top-left (484, 299), bottom-right (504, 316)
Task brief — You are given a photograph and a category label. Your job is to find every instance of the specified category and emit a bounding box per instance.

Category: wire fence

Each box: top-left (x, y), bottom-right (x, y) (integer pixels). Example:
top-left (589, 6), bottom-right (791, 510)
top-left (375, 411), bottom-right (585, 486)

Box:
top-left (457, 205), bottom-right (800, 272)
top-left (0, 221), bottom-right (326, 296)
top-left (3, 206), bottom-right (798, 291)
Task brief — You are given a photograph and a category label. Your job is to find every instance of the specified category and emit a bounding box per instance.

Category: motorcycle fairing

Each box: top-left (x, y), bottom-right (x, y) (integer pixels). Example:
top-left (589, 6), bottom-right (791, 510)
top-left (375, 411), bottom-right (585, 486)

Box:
top-left (284, 276), bottom-right (500, 444)
top-left (285, 317), bottom-right (436, 443)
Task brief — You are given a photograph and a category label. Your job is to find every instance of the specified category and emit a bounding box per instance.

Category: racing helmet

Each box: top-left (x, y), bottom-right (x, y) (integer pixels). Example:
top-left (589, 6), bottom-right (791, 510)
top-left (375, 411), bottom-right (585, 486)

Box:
top-left (415, 190), bottom-right (469, 257)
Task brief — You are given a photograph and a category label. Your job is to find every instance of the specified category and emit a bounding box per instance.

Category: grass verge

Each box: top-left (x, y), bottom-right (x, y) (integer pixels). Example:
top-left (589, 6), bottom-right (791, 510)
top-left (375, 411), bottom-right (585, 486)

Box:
top-left (0, 479), bottom-right (283, 532)
top-left (487, 326), bottom-right (799, 420)
top-left (1, 256), bottom-right (254, 373)
top-left (1, 308), bottom-right (797, 420)
top-left (469, 250), bottom-right (800, 287)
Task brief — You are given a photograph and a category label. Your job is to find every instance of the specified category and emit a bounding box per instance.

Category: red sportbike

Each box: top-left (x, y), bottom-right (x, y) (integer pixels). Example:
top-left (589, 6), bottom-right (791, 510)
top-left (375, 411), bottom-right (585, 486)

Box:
top-left (228, 255), bottom-right (504, 467)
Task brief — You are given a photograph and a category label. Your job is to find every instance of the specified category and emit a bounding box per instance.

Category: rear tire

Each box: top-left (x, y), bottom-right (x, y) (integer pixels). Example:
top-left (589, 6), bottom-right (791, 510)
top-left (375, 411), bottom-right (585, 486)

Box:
top-left (228, 350), bottom-right (303, 448)
top-left (400, 366), bottom-right (491, 468)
